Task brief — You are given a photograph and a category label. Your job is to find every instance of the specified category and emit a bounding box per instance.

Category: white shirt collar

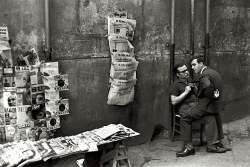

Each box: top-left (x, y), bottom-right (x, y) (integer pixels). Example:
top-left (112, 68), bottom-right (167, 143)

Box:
top-left (200, 66), bottom-right (207, 74)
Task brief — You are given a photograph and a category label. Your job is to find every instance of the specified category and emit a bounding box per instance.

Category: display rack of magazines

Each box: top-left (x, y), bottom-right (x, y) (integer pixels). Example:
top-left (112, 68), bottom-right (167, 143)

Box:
top-left (0, 26), bottom-right (70, 144)
top-left (0, 124), bottom-right (139, 167)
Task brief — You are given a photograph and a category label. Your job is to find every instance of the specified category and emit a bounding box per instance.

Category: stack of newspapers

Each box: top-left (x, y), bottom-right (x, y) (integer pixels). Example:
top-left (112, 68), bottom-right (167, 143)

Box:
top-left (107, 11), bottom-right (138, 105)
top-left (0, 124), bottom-right (139, 167)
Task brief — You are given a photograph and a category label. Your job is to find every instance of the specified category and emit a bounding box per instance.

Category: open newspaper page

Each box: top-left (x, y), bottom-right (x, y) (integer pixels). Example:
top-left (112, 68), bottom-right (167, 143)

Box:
top-left (108, 17), bottom-right (136, 41)
top-left (76, 131), bottom-right (99, 152)
top-left (49, 136), bottom-right (88, 158)
top-left (0, 142), bottom-right (24, 167)
top-left (46, 138), bottom-right (67, 158)
top-left (51, 136), bottom-right (86, 158)
top-left (94, 124), bottom-right (120, 140)
top-left (107, 84), bottom-right (135, 105)
top-left (16, 140), bottom-right (42, 167)
top-left (30, 139), bottom-right (56, 161)
top-left (108, 35), bottom-right (134, 54)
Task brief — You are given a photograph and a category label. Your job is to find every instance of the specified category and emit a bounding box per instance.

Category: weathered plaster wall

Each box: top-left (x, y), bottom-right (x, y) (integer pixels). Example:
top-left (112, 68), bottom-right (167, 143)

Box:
top-left (174, 0), bottom-right (250, 122)
top-left (49, 0), bottom-right (171, 144)
top-left (209, 0), bottom-right (250, 121)
top-left (0, 0), bottom-right (47, 64)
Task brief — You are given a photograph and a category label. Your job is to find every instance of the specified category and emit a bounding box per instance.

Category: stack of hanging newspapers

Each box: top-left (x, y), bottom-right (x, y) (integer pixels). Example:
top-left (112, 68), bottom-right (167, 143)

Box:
top-left (107, 12), bottom-right (138, 105)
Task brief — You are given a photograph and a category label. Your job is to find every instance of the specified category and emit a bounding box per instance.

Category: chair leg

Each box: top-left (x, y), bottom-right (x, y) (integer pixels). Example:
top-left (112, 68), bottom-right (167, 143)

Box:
top-left (200, 124), bottom-right (203, 146)
top-left (172, 125), bottom-right (175, 142)
top-left (172, 115), bottom-right (176, 142)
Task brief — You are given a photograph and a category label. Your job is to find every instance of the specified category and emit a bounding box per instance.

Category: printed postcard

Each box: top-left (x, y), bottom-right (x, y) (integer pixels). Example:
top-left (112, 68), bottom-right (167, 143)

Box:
top-left (0, 126), bottom-right (6, 143)
top-left (16, 87), bottom-right (32, 106)
top-left (5, 125), bottom-right (18, 142)
top-left (41, 62), bottom-right (59, 76)
top-left (54, 74), bottom-right (69, 91)
top-left (46, 99), bottom-right (69, 116)
top-left (3, 91), bottom-right (17, 108)
top-left (4, 107), bottom-right (17, 125)
top-left (16, 105), bottom-right (33, 128)
top-left (44, 91), bottom-right (59, 103)
top-left (0, 50), bottom-right (13, 67)
top-left (22, 48), bottom-right (40, 66)
top-left (29, 65), bottom-right (42, 85)
top-left (0, 112), bottom-right (5, 125)
top-left (43, 75), bottom-right (56, 92)
top-left (46, 116), bottom-right (60, 130)
top-left (15, 66), bottom-right (30, 88)
top-left (34, 119), bottom-right (48, 141)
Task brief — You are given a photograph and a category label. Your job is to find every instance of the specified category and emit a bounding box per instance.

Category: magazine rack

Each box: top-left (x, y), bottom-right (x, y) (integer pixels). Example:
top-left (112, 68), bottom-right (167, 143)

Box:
top-left (99, 140), bottom-right (132, 167)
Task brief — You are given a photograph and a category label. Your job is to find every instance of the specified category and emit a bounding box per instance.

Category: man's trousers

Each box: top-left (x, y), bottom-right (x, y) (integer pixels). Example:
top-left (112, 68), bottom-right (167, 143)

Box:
top-left (179, 102), bottom-right (219, 145)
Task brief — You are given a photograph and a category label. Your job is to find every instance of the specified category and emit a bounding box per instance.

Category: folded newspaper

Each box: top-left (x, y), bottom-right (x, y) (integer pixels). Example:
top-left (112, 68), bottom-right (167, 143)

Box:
top-left (0, 124), bottom-right (139, 167)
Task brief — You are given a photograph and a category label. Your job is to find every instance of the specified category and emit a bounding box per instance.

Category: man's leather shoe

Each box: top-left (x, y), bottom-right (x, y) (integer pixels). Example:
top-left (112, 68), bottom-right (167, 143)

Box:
top-left (176, 148), bottom-right (195, 157)
top-left (206, 144), bottom-right (227, 153)
top-left (216, 142), bottom-right (232, 151)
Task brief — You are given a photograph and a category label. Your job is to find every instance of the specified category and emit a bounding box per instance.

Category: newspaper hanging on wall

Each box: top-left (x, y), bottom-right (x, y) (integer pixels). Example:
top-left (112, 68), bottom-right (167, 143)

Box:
top-left (107, 11), bottom-right (137, 105)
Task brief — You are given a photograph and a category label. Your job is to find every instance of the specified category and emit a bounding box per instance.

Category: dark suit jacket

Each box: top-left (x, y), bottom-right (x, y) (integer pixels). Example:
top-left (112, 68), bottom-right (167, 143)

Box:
top-left (195, 67), bottom-right (223, 113)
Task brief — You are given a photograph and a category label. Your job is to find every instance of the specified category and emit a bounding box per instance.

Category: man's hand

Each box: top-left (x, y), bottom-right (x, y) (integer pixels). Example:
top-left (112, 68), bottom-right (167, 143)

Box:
top-left (214, 89), bottom-right (219, 98)
top-left (171, 86), bottom-right (192, 105)
top-left (188, 83), bottom-right (198, 91)
top-left (184, 86), bottom-right (192, 94)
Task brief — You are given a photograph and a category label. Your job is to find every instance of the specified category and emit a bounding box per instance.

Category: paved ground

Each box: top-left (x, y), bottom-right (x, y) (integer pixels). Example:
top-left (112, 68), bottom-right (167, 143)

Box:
top-left (128, 116), bottom-right (250, 167)
top-left (128, 137), bottom-right (250, 167)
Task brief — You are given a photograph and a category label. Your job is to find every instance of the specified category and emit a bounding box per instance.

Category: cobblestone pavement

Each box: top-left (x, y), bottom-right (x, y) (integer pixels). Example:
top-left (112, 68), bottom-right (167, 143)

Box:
top-left (128, 116), bottom-right (250, 167)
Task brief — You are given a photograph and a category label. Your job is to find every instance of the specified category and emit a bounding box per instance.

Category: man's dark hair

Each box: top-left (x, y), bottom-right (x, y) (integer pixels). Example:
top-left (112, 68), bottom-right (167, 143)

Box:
top-left (173, 63), bottom-right (185, 74)
top-left (191, 55), bottom-right (205, 64)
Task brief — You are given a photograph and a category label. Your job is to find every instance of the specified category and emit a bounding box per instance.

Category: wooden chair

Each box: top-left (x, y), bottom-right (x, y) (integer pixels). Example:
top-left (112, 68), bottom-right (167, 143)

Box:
top-left (171, 106), bottom-right (181, 141)
top-left (171, 106), bottom-right (204, 146)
